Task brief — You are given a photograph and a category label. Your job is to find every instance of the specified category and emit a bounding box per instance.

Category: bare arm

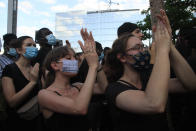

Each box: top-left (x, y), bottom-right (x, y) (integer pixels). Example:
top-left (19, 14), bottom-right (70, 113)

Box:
top-left (158, 9), bottom-right (196, 92)
top-left (2, 77), bottom-right (37, 108)
top-left (93, 64), bottom-right (108, 94)
top-left (2, 63), bottom-right (39, 108)
top-left (116, 51), bottom-right (170, 114)
top-left (38, 28), bottom-right (98, 115)
top-left (38, 66), bottom-right (97, 115)
top-left (116, 20), bottom-right (170, 114)
top-left (169, 44), bottom-right (196, 91)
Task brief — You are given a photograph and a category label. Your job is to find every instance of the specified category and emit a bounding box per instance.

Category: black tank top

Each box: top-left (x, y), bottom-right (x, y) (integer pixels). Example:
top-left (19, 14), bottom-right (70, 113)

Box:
top-left (45, 86), bottom-right (89, 131)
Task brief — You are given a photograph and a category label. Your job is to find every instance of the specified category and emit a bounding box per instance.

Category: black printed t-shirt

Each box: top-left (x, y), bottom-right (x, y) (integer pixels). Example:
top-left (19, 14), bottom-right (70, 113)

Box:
top-left (105, 81), bottom-right (169, 131)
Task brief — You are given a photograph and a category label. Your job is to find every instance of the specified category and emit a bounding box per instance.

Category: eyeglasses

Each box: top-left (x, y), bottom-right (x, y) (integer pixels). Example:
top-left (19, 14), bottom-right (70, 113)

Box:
top-left (56, 60), bottom-right (63, 63)
top-left (126, 44), bottom-right (148, 52)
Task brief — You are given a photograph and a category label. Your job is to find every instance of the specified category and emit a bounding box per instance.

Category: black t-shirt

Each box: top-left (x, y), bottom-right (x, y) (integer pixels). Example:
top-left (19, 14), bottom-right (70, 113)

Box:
top-left (45, 111), bottom-right (89, 131)
top-left (2, 63), bottom-right (40, 131)
top-left (44, 90), bottom-right (89, 131)
top-left (71, 59), bottom-right (109, 128)
top-left (2, 63), bottom-right (39, 109)
top-left (105, 81), bottom-right (169, 131)
top-left (32, 46), bottom-right (52, 67)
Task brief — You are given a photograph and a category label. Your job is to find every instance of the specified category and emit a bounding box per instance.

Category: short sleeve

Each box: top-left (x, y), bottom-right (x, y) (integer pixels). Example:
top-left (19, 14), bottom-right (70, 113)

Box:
top-left (105, 82), bottom-right (137, 105)
top-left (2, 64), bottom-right (14, 79)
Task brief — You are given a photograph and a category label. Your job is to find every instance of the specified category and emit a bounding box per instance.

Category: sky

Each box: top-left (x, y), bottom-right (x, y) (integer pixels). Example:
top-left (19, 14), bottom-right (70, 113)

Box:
top-left (0, 0), bottom-right (149, 51)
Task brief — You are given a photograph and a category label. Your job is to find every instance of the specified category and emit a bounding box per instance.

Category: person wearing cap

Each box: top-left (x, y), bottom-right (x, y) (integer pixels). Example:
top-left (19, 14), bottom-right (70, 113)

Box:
top-left (103, 22), bottom-right (151, 83)
top-left (117, 22), bottom-right (144, 39)
top-left (117, 22), bottom-right (157, 64)
top-left (103, 10), bottom-right (196, 131)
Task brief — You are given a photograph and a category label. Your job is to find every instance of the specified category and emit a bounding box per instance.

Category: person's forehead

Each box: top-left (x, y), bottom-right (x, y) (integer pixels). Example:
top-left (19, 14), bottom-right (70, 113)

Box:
top-left (68, 48), bottom-right (75, 54)
top-left (127, 37), bottom-right (141, 47)
top-left (23, 38), bottom-right (34, 43)
top-left (132, 28), bottom-right (140, 32)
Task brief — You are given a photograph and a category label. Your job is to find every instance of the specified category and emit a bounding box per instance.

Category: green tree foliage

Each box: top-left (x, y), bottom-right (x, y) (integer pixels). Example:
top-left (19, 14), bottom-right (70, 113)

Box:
top-left (137, 0), bottom-right (196, 42)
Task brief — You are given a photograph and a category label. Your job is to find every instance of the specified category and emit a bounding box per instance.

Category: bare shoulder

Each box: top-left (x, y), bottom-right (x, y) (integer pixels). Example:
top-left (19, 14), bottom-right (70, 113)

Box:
top-left (38, 88), bottom-right (56, 99)
top-left (38, 89), bottom-right (54, 118)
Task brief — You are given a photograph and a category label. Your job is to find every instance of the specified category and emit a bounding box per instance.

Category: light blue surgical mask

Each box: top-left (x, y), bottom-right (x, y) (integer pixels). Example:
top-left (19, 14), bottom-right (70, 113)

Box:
top-left (62, 60), bottom-right (78, 73)
top-left (99, 52), bottom-right (104, 61)
top-left (23, 46), bottom-right (38, 59)
top-left (7, 48), bottom-right (18, 57)
top-left (46, 34), bottom-right (56, 45)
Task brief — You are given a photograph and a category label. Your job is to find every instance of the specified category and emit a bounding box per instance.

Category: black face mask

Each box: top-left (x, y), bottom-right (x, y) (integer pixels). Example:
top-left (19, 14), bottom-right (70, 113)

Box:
top-left (127, 50), bottom-right (151, 71)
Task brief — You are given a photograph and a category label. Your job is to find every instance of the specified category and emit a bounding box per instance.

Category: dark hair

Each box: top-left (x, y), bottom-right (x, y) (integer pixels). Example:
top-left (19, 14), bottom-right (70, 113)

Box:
top-left (12, 36), bottom-right (32, 49)
top-left (42, 46), bottom-right (71, 88)
top-left (76, 52), bottom-right (83, 58)
top-left (117, 22), bottom-right (138, 37)
top-left (3, 33), bottom-right (17, 45)
top-left (95, 41), bottom-right (103, 56)
top-left (76, 52), bottom-right (83, 55)
top-left (105, 34), bottom-right (134, 82)
top-left (176, 27), bottom-right (196, 59)
top-left (179, 27), bottom-right (196, 49)
top-left (103, 47), bottom-right (111, 55)
top-left (36, 28), bottom-right (52, 47)
top-left (9, 39), bottom-right (18, 48)
top-left (3, 33), bottom-right (17, 51)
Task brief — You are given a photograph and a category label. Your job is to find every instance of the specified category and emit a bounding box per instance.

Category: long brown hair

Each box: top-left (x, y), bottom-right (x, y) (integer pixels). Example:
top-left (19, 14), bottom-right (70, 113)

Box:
top-left (42, 46), bottom-right (72, 88)
top-left (105, 34), bottom-right (134, 82)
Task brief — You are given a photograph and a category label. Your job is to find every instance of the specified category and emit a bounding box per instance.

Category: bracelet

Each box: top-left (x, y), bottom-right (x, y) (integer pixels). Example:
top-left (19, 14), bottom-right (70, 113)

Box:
top-left (97, 66), bottom-right (103, 72)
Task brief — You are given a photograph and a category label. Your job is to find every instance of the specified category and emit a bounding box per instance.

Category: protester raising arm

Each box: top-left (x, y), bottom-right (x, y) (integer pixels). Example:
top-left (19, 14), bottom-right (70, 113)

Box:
top-left (38, 28), bottom-right (98, 115)
top-left (158, 9), bottom-right (196, 93)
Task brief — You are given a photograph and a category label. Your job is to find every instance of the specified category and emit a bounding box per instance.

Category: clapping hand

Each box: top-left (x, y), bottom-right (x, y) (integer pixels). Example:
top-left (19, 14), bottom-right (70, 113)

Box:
top-left (30, 63), bottom-right (39, 83)
top-left (78, 28), bottom-right (98, 68)
top-left (157, 9), bottom-right (172, 37)
top-left (154, 20), bottom-right (171, 54)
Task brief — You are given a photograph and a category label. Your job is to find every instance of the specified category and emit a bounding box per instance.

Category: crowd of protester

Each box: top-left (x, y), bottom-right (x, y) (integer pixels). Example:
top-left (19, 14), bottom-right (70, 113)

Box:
top-left (0, 9), bottom-right (196, 131)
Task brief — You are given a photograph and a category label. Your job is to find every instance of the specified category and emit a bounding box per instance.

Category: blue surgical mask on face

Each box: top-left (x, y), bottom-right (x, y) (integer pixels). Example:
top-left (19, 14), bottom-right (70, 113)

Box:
top-left (46, 34), bottom-right (56, 45)
top-left (62, 60), bottom-right (78, 73)
top-left (23, 46), bottom-right (38, 59)
top-left (99, 52), bottom-right (104, 61)
top-left (7, 48), bottom-right (18, 57)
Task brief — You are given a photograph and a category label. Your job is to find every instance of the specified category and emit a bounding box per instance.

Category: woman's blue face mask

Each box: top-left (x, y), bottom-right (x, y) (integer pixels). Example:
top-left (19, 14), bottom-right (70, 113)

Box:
top-left (99, 52), bottom-right (104, 62)
top-left (46, 34), bottom-right (56, 45)
top-left (7, 48), bottom-right (18, 57)
top-left (23, 46), bottom-right (38, 59)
